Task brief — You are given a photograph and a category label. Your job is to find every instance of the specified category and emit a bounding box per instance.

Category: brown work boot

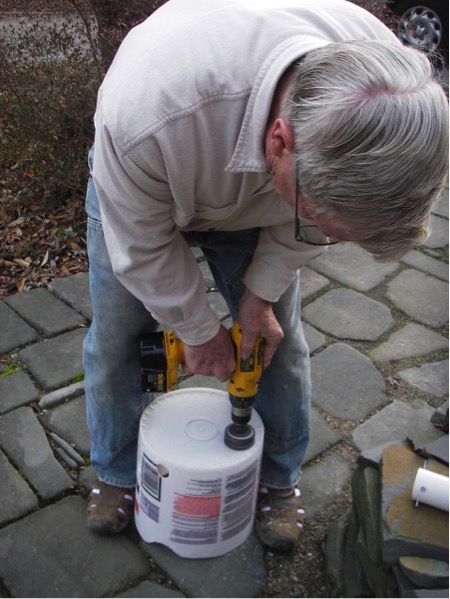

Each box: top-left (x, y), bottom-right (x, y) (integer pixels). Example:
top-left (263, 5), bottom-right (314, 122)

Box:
top-left (255, 486), bottom-right (305, 551)
top-left (87, 480), bottom-right (135, 535)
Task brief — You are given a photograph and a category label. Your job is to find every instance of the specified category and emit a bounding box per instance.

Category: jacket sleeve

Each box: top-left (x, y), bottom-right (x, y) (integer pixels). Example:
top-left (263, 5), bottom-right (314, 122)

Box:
top-left (243, 222), bottom-right (327, 302)
top-left (92, 123), bottom-right (221, 346)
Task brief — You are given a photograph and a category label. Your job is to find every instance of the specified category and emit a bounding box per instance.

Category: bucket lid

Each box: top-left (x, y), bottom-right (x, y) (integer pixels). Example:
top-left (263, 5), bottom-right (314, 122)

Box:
top-left (139, 388), bottom-right (264, 470)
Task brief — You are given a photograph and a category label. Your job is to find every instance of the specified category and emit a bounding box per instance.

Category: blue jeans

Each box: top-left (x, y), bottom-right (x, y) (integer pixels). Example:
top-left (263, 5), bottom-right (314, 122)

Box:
top-left (83, 161), bottom-right (311, 489)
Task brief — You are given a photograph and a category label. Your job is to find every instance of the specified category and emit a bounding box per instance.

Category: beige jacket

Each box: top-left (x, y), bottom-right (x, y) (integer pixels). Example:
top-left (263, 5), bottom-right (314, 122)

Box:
top-left (92, 0), bottom-right (397, 344)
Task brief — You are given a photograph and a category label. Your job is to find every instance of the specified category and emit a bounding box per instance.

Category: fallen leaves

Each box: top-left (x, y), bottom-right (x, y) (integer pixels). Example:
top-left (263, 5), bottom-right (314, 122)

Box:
top-left (0, 196), bottom-right (88, 299)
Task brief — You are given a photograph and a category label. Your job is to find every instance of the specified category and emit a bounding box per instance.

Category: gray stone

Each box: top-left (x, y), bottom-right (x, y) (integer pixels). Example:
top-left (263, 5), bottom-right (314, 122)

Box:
top-left (5, 287), bottom-right (86, 336)
top-left (141, 530), bottom-right (266, 598)
top-left (79, 464), bottom-right (97, 490)
top-left (370, 324), bottom-right (448, 363)
top-left (380, 445), bottom-right (448, 564)
top-left (351, 399), bottom-right (443, 452)
top-left (303, 408), bottom-right (341, 464)
top-left (303, 322), bottom-right (326, 354)
top-left (0, 371), bottom-right (39, 414)
top-left (0, 449), bottom-right (38, 526)
top-left (401, 250), bottom-right (449, 282)
top-left (206, 291), bottom-right (230, 320)
top-left (355, 527), bottom-right (397, 596)
top-left (0, 300), bottom-right (38, 354)
top-left (408, 590), bottom-right (450, 598)
top-left (198, 259), bottom-right (215, 290)
top-left (385, 269), bottom-right (448, 327)
top-left (418, 436), bottom-right (449, 467)
top-left (42, 395), bottom-right (91, 456)
top-left (422, 214), bottom-right (449, 249)
top-left (309, 244), bottom-right (399, 292)
top-left (19, 327), bottom-right (87, 390)
top-left (323, 507), bottom-right (352, 597)
top-left (433, 187), bottom-right (449, 218)
top-left (50, 271), bottom-right (92, 321)
top-left (302, 289), bottom-right (393, 341)
top-left (311, 343), bottom-right (386, 421)
top-left (357, 440), bottom-right (403, 469)
top-left (116, 580), bottom-right (185, 598)
top-left (399, 556), bottom-right (449, 589)
top-left (49, 432), bottom-right (85, 466)
top-left (178, 374), bottom-right (227, 392)
top-left (300, 266), bottom-right (329, 300)
top-left (398, 360), bottom-right (449, 397)
top-left (352, 467), bottom-right (383, 565)
top-left (39, 380), bottom-right (85, 408)
top-left (0, 496), bottom-right (149, 598)
top-left (343, 509), bottom-right (372, 598)
top-left (0, 407), bottom-right (73, 499)
top-left (300, 453), bottom-right (354, 519)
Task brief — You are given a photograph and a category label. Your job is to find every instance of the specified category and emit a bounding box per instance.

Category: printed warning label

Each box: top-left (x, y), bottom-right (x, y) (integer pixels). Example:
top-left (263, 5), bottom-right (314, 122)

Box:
top-left (173, 493), bottom-right (221, 518)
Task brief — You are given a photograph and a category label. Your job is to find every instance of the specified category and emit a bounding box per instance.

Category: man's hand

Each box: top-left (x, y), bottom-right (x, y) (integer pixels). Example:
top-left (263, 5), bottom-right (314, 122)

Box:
top-left (182, 324), bottom-right (236, 382)
top-left (238, 288), bottom-right (284, 368)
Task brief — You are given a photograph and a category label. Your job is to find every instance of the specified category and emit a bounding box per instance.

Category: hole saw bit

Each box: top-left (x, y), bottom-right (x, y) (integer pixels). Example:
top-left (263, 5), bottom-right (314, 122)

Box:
top-left (140, 322), bottom-right (264, 450)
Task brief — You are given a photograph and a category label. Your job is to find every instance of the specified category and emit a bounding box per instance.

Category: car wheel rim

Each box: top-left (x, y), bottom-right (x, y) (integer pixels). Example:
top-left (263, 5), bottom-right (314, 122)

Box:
top-left (397, 5), bottom-right (442, 52)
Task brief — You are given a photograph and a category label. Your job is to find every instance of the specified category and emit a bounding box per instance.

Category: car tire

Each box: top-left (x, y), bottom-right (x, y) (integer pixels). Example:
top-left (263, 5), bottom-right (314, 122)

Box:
top-left (393, 0), bottom-right (448, 53)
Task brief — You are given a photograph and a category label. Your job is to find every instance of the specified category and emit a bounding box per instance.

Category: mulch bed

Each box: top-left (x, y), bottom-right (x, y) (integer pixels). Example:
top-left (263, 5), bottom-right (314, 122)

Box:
top-left (0, 197), bottom-right (88, 299)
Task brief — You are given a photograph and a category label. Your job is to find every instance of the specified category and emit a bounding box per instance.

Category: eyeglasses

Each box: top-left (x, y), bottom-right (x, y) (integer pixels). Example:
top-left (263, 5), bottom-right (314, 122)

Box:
top-left (294, 176), bottom-right (339, 246)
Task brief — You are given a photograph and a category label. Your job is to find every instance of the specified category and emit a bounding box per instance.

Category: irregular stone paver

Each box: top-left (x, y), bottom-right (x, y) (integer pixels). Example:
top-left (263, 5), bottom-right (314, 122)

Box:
top-left (19, 327), bottom-right (87, 390)
top-left (370, 324), bottom-right (448, 363)
top-left (309, 244), bottom-right (399, 292)
top-left (0, 371), bottom-right (39, 414)
top-left (0, 301), bottom-right (39, 354)
top-left (5, 287), bottom-right (86, 336)
top-left (116, 580), bottom-right (185, 598)
top-left (303, 322), bottom-right (326, 355)
top-left (398, 360), bottom-right (449, 397)
top-left (311, 344), bottom-right (386, 421)
top-left (39, 380), bottom-right (85, 409)
top-left (351, 399), bottom-right (444, 452)
top-left (399, 556), bottom-right (449, 589)
top-left (422, 214), bottom-right (449, 249)
top-left (142, 531), bottom-right (266, 599)
top-left (198, 259), bottom-right (215, 290)
top-left (303, 289), bottom-right (393, 341)
top-left (206, 291), bottom-right (230, 320)
top-left (304, 408), bottom-right (341, 464)
top-left (42, 395), bottom-right (91, 456)
top-left (385, 270), bottom-right (448, 327)
top-left (179, 374), bottom-right (227, 392)
top-left (401, 250), bottom-right (449, 282)
top-left (0, 449), bottom-right (38, 526)
top-left (0, 407), bottom-right (73, 499)
top-left (301, 453), bottom-right (354, 519)
top-left (433, 189), bottom-right (449, 218)
top-left (300, 266), bottom-right (329, 300)
top-left (0, 496), bottom-right (150, 598)
top-left (51, 272), bottom-right (92, 321)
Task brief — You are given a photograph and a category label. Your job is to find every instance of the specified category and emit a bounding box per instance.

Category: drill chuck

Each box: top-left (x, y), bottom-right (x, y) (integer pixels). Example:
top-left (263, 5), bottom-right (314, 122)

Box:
top-left (224, 323), bottom-right (263, 451)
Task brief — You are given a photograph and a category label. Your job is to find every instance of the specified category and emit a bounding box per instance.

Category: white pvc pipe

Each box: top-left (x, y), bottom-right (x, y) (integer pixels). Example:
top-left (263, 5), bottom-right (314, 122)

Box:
top-left (412, 468), bottom-right (449, 512)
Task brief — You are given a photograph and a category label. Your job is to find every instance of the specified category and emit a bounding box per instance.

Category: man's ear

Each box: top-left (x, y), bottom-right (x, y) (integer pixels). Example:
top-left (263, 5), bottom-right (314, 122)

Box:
top-left (267, 117), bottom-right (295, 157)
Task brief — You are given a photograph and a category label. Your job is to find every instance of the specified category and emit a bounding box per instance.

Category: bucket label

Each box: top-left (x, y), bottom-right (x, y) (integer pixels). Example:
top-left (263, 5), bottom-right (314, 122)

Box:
top-left (169, 459), bottom-right (260, 546)
top-left (140, 492), bottom-right (160, 523)
top-left (141, 453), bottom-right (161, 500)
top-left (221, 460), bottom-right (259, 541)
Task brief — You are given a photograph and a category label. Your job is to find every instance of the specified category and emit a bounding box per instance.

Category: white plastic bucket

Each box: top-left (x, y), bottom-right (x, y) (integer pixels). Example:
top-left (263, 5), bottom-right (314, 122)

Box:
top-left (135, 388), bottom-right (264, 559)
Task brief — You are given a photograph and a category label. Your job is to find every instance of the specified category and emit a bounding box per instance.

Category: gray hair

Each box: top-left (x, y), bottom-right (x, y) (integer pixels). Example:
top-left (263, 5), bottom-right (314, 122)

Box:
top-left (288, 40), bottom-right (449, 261)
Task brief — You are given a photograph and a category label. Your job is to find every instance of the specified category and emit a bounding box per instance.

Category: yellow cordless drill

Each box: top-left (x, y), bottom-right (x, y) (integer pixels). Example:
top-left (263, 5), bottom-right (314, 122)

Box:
top-left (140, 322), bottom-right (263, 450)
